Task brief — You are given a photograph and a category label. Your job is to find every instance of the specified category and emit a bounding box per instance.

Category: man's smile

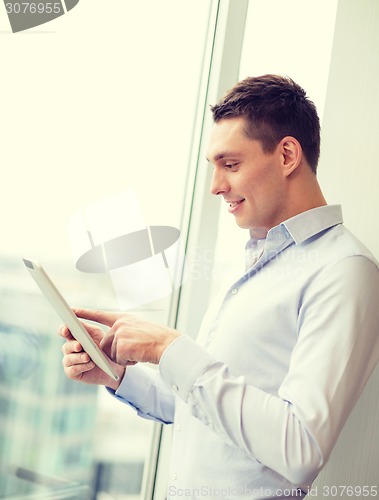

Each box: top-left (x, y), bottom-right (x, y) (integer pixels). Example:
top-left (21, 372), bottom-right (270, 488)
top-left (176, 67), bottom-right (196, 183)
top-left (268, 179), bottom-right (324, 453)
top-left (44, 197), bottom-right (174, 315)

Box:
top-left (226, 198), bottom-right (245, 213)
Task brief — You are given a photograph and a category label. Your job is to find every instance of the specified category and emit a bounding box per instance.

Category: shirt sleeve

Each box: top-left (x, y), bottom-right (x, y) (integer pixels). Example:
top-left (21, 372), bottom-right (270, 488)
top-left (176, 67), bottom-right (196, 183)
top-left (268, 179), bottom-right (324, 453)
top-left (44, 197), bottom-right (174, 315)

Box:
top-left (107, 362), bottom-right (176, 424)
top-left (159, 256), bottom-right (379, 485)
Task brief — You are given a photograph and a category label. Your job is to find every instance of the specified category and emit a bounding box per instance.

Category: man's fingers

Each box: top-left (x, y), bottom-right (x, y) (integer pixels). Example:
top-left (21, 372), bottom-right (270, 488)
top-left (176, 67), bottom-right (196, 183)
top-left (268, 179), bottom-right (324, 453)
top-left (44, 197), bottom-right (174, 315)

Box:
top-left (100, 329), bottom-right (114, 357)
top-left (61, 339), bottom-right (83, 355)
top-left (62, 351), bottom-right (91, 367)
top-left (58, 325), bottom-right (74, 340)
top-left (100, 331), bottom-right (130, 365)
top-left (72, 307), bottom-right (120, 328)
top-left (62, 354), bottom-right (95, 379)
top-left (115, 338), bottom-right (133, 366)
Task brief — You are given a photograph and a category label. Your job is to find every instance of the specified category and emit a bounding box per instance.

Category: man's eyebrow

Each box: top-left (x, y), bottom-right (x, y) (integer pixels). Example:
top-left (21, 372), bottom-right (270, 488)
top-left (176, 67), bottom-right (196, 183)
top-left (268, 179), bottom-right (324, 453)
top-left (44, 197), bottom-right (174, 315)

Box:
top-left (206, 151), bottom-right (241, 162)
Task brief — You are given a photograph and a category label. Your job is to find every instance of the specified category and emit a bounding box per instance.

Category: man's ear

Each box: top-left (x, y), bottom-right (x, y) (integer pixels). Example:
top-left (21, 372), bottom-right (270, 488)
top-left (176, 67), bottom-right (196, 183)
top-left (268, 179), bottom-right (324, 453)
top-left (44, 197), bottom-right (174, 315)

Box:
top-left (279, 136), bottom-right (302, 177)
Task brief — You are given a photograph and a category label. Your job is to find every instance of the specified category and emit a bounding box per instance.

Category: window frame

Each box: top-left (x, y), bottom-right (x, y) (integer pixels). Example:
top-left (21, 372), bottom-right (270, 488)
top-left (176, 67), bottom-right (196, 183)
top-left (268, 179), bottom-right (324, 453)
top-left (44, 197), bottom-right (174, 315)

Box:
top-left (140, 1), bottom-right (250, 498)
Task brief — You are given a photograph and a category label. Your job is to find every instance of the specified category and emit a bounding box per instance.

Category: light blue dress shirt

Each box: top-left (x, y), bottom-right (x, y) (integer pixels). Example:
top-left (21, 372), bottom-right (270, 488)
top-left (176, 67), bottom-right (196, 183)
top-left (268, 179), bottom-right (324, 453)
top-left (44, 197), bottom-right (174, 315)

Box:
top-left (110, 205), bottom-right (379, 499)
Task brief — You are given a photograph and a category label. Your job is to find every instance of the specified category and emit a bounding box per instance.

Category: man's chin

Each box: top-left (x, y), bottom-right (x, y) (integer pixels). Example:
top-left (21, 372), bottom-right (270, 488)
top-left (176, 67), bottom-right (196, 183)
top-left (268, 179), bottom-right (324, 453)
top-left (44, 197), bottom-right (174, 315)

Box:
top-left (234, 217), bottom-right (251, 230)
top-left (235, 218), bottom-right (269, 238)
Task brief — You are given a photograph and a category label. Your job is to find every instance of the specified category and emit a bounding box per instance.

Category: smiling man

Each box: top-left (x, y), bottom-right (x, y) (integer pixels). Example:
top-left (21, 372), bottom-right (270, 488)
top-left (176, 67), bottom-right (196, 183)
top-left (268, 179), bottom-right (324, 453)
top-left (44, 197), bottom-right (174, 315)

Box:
top-left (207, 117), bottom-right (325, 237)
top-left (60, 75), bottom-right (379, 499)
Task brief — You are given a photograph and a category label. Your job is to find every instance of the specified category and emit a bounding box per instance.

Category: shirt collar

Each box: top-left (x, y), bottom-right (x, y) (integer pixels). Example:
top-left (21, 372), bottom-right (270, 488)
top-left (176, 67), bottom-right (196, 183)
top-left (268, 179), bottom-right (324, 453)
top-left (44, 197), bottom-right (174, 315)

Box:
top-left (280, 204), bottom-right (343, 245)
top-left (245, 205), bottom-right (344, 262)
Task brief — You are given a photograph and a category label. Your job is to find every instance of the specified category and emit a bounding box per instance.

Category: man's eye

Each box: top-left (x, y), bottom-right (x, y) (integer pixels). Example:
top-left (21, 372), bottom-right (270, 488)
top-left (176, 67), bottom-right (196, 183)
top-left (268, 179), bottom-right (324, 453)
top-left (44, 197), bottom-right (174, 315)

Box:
top-left (225, 163), bottom-right (238, 169)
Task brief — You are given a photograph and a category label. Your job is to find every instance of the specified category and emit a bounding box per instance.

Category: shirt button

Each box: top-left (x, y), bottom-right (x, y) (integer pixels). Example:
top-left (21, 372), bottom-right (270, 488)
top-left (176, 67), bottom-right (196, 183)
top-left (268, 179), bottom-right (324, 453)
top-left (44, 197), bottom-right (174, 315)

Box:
top-left (231, 288), bottom-right (238, 295)
top-left (173, 473), bottom-right (177, 481)
top-left (172, 384), bottom-right (179, 392)
top-left (177, 424), bottom-right (182, 432)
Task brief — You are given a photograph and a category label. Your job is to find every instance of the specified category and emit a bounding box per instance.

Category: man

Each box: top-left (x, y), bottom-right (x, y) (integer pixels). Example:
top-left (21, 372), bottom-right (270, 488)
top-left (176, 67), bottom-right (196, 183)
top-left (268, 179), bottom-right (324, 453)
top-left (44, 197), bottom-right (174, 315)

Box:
top-left (60, 75), bottom-right (379, 499)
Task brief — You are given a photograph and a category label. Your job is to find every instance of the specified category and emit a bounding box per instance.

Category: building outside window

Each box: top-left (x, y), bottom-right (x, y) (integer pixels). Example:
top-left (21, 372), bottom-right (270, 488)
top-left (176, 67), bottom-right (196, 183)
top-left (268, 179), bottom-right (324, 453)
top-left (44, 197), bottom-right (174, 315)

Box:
top-left (0, 1), bottom-right (212, 498)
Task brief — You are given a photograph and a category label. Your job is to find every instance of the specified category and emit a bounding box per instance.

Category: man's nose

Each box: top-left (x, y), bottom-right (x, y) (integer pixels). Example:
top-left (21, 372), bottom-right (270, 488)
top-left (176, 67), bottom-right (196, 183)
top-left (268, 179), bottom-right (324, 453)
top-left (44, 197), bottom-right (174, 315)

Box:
top-left (210, 168), bottom-right (229, 196)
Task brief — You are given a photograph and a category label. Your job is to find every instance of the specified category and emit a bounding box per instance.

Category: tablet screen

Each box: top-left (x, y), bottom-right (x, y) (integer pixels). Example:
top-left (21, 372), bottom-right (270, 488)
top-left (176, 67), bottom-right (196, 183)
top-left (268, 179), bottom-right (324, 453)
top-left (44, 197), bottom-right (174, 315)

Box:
top-left (23, 259), bottom-right (119, 381)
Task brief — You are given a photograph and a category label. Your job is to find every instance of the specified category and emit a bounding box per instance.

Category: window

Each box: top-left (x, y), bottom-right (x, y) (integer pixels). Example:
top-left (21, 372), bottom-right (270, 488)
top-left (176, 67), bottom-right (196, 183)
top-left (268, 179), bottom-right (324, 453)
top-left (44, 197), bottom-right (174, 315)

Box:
top-left (0, 1), bottom-right (212, 498)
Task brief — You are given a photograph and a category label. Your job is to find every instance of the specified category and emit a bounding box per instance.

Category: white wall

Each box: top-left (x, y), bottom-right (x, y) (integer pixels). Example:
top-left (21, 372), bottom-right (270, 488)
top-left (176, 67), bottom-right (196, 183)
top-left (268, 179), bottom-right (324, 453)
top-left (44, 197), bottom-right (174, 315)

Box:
top-left (239, 0), bottom-right (338, 121)
top-left (314, 0), bottom-right (379, 490)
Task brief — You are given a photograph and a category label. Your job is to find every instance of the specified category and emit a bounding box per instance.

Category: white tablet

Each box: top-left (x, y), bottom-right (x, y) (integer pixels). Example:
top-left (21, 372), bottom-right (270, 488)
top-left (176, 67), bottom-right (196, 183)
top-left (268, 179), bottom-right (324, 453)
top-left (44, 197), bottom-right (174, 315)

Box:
top-left (22, 258), bottom-right (119, 381)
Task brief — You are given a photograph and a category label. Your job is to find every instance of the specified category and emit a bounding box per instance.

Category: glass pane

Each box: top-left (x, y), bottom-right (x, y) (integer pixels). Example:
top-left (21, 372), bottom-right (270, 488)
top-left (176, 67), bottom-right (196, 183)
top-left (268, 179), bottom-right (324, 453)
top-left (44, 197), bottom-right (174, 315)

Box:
top-left (0, 1), bottom-right (212, 498)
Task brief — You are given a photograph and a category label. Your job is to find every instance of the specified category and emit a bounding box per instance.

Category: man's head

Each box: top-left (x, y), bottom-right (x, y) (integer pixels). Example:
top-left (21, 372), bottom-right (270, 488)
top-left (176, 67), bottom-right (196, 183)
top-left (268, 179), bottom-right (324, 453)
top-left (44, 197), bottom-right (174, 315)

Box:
top-left (207, 75), bottom-right (326, 234)
top-left (210, 74), bottom-right (320, 173)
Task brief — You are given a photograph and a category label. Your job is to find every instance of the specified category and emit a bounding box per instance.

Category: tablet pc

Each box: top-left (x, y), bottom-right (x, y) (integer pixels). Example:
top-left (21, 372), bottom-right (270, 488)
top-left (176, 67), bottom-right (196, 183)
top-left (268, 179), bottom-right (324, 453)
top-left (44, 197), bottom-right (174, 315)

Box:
top-left (22, 259), bottom-right (119, 381)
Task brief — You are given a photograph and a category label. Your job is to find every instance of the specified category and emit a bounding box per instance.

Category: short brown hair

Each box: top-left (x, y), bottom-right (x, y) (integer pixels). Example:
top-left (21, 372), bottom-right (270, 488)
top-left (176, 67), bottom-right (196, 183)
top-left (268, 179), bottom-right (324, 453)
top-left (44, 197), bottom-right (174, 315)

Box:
top-left (210, 75), bottom-right (320, 173)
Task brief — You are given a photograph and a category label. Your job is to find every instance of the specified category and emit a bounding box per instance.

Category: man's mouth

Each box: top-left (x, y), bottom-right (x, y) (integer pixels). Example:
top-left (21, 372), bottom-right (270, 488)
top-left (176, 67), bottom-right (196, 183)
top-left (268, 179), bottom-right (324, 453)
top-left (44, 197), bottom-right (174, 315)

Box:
top-left (227, 199), bottom-right (245, 214)
top-left (225, 198), bottom-right (245, 208)
top-left (229, 200), bottom-right (243, 208)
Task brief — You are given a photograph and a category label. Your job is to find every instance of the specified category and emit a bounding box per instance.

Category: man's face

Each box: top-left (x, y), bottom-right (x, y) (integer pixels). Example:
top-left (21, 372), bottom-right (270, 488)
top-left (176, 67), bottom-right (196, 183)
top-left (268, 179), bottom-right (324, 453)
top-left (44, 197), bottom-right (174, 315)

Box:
top-left (207, 116), bottom-right (286, 235)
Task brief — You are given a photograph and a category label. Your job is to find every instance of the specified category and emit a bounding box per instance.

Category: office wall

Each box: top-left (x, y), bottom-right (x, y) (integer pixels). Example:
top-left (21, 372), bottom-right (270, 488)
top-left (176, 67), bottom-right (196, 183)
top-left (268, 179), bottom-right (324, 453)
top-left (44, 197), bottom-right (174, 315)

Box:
top-left (314, 0), bottom-right (379, 491)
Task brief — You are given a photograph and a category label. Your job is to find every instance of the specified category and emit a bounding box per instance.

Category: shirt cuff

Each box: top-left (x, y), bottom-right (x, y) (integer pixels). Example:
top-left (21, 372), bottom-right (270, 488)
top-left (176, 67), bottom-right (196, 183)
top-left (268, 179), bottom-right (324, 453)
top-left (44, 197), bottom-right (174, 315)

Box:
top-left (113, 363), bottom-right (156, 401)
top-left (159, 334), bottom-right (215, 401)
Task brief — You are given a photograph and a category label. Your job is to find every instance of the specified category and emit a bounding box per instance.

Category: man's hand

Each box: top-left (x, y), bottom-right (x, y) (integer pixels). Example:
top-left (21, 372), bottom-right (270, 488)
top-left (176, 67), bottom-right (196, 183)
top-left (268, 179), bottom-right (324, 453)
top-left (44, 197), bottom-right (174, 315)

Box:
top-left (59, 321), bottom-right (126, 390)
top-left (73, 308), bottom-right (181, 365)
